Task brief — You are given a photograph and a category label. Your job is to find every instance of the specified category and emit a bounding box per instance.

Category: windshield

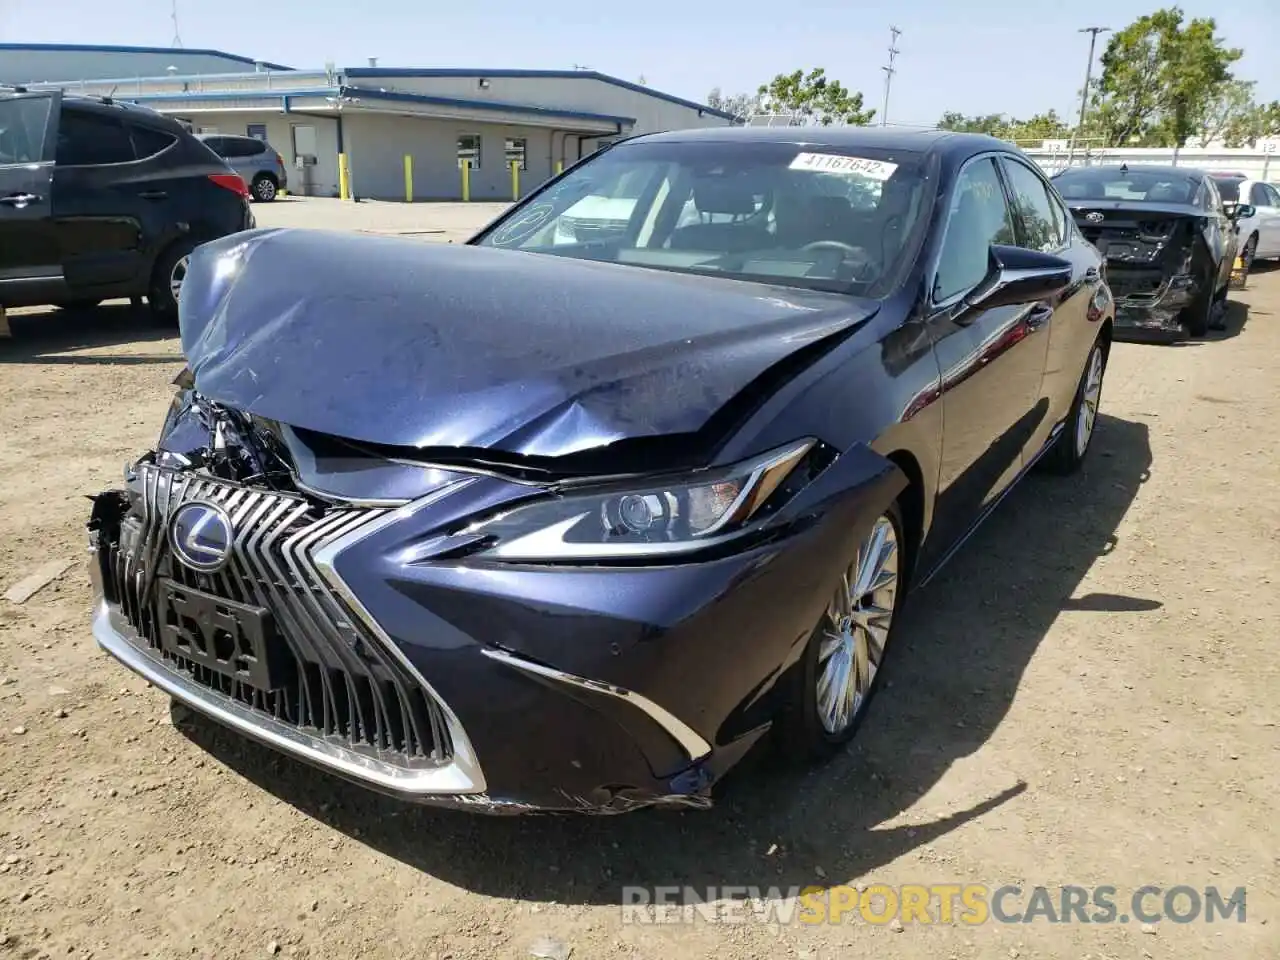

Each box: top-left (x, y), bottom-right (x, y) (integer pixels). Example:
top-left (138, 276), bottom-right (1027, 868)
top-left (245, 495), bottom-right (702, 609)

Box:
top-left (1053, 167), bottom-right (1200, 204)
top-left (474, 140), bottom-right (932, 294)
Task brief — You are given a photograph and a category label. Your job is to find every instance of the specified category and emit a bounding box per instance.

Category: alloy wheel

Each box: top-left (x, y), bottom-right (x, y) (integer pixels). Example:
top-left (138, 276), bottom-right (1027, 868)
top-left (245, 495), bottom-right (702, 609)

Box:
top-left (169, 255), bottom-right (190, 305)
top-left (816, 515), bottom-right (899, 735)
top-left (1075, 345), bottom-right (1104, 457)
top-left (255, 178), bottom-right (276, 201)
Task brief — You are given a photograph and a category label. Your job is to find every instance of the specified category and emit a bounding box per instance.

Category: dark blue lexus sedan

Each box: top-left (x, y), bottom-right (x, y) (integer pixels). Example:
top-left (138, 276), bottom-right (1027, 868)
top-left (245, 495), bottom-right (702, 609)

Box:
top-left (88, 127), bottom-right (1114, 814)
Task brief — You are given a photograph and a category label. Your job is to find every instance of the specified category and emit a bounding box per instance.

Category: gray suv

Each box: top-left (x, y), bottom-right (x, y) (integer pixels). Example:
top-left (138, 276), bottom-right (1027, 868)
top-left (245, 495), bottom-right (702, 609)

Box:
top-left (196, 134), bottom-right (288, 202)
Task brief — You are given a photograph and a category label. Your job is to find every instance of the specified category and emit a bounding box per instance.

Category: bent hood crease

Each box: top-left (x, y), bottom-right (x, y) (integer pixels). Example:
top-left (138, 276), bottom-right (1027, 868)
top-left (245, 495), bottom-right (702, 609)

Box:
top-left (179, 228), bottom-right (878, 457)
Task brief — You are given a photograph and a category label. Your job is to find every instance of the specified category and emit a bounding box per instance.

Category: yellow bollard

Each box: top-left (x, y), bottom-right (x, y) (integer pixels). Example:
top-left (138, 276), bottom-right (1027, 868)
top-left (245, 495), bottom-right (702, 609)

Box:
top-left (461, 161), bottom-right (471, 202)
top-left (511, 160), bottom-right (520, 201)
top-left (555, 160), bottom-right (564, 175)
top-left (404, 154), bottom-right (413, 203)
top-left (338, 152), bottom-right (349, 200)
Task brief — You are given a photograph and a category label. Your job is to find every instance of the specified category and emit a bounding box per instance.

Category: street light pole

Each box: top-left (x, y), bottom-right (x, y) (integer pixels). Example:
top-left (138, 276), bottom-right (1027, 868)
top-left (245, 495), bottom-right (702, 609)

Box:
top-left (1073, 26), bottom-right (1110, 153)
top-left (881, 26), bottom-right (901, 126)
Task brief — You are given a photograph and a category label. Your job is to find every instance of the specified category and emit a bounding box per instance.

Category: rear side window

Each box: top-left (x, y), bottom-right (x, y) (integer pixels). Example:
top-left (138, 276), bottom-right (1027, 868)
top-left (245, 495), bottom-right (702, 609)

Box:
top-left (0, 96), bottom-right (54, 164)
top-left (1214, 178), bottom-right (1242, 203)
top-left (201, 136), bottom-right (228, 156)
top-left (224, 138), bottom-right (266, 157)
top-left (130, 125), bottom-right (177, 160)
top-left (1249, 183), bottom-right (1274, 207)
top-left (56, 108), bottom-right (134, 166)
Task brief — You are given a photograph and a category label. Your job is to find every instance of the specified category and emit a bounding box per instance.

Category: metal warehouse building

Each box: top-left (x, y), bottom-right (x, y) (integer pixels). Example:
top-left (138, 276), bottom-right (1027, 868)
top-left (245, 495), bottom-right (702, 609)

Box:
top-left (2, 43), bottom-right (737, 200)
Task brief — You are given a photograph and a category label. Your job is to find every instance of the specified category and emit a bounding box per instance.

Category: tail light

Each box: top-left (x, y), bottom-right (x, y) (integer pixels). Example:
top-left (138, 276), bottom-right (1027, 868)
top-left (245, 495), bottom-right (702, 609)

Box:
top-left (274, 151), bottom-right (284, 167)
top-left (208, 173), bottom-right (250, 198)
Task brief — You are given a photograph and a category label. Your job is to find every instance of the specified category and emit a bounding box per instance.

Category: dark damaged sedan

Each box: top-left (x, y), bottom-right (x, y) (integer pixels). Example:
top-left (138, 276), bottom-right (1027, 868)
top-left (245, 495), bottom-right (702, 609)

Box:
top-left (89, 128), bottom-right (1114, 814)
top-left (1054, 164), bottom-right (1253, 337)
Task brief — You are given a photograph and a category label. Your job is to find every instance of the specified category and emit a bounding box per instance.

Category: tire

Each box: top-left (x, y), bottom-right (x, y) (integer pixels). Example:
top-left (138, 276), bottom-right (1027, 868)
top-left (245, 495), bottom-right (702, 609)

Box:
top-left (1043, 336), bottom-right (1107, 475)
top-left (1181, 272), bottom-right (1214, 337)
top-left (774, 501), bottom-right (908, 762)
top-left (251, 174), bottom-right (278, 202)
top-left (149, 238), bottom-right (197, 322)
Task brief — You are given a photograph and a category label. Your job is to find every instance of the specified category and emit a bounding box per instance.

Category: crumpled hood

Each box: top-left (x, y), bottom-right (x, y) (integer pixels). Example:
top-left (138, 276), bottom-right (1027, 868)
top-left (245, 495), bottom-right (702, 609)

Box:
top-left (179, 228), bottom-right (877, 457)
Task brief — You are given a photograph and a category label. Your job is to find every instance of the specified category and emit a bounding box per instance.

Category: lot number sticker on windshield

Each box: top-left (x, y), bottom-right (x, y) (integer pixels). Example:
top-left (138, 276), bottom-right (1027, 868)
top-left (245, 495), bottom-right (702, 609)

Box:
top-left (789, 153), bottom-right (899, 180)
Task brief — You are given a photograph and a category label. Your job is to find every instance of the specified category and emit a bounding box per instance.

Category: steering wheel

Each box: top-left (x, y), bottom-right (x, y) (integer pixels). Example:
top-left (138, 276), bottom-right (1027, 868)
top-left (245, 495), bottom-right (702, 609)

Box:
top-left (800, 240), bottom-right (864, 257)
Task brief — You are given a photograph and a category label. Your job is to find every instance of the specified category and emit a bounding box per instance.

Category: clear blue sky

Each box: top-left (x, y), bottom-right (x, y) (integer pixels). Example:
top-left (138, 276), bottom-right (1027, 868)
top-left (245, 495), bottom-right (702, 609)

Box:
top-left (2, 0), bottom-right (1276, 124)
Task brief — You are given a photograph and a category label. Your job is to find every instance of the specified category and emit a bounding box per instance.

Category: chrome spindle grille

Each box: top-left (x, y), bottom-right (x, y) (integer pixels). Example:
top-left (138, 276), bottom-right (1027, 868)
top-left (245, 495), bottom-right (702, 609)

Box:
top-left (111, 464), bottom-right (451, 767)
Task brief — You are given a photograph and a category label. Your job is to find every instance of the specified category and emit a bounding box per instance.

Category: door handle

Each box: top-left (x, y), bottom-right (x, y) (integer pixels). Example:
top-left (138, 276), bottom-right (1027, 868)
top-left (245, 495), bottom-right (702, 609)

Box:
top-left (0, 193), bottom-right (40, 207)
top-left (138, 190), bottom-right (169, 200)
top-left (1026, 304), bottom-right (1054, 330)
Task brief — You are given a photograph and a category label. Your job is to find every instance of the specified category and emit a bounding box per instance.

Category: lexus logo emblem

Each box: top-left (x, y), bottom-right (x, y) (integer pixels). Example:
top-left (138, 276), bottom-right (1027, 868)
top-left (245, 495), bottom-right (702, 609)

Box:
top-left (1085, 211), bottom-right (1105, 223)
top-left (169, 501), bottom-right (234, 572)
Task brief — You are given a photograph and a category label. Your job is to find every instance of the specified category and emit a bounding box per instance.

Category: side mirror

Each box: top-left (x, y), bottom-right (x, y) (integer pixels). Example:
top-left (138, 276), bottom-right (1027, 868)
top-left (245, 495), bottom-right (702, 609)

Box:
top-left (1225, 202), bottom-right (1255, 221)
top-left (962, 244), bottom-right (1074, 313)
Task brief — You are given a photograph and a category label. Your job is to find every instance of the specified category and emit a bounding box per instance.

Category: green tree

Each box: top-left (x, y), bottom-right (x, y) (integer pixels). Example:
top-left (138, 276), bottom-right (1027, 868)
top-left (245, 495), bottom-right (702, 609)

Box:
top-left (1005, 110), bottom-right (1071, 143)
top-left (1223, 99), bottom-right (1280, 147)
top-left (937, 112), bottom-right (1008, 135)
top-left (757, 68), bottom-right (875, 126)
top-left (706, 87), bottom-right (757, 122)
top-left (1194, 78), bottom-right (1255, 146)
top-left (1090, 7), bottom-right (1242, 147)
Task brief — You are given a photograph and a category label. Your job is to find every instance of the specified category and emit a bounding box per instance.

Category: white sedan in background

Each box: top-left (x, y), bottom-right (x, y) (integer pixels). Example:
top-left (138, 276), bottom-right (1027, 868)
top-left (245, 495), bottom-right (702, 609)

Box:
top-left (1210, 174), bottom-right (1280, 266)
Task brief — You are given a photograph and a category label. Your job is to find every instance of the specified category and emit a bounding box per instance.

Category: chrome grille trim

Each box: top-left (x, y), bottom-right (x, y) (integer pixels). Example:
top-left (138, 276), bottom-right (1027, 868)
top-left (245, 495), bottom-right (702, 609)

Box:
top-left (99, 463), bottom-right (486, 794)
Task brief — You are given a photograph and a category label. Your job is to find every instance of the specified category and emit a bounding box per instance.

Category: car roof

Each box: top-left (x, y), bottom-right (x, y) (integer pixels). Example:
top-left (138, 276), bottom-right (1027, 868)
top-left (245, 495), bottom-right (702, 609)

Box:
top-left (629, 124), bottom-right (1012, 160)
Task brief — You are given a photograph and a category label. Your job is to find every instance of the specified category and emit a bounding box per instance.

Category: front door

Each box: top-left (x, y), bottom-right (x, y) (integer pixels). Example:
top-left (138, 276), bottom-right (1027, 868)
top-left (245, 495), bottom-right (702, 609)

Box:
top-left (922, 155), bottom-right (1052, 565)
top-left (0, 91), bottom-right (61, 301)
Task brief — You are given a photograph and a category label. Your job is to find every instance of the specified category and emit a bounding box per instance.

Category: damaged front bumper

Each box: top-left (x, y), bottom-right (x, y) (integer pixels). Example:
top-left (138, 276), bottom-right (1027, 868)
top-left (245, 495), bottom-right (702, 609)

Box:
top-left (87, 444), bottom-right (900, 814)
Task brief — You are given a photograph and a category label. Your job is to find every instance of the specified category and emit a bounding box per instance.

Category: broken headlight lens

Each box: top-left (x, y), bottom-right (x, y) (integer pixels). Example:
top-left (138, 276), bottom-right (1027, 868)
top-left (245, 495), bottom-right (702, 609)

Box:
top-left (468, 439), bottom-right (816, 561)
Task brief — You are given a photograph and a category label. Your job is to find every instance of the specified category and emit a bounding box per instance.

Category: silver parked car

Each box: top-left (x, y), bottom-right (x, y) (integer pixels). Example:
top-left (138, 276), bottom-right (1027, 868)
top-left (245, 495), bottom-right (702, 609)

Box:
top-left (196, 134), bottom-right (288, 202)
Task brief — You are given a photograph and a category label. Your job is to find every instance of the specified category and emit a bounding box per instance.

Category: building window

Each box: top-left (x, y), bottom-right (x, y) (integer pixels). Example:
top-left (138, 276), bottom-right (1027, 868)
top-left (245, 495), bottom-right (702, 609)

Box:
top-left (457, 134), bottom-right (481, 169)
top-left (505, 137), bottom-right (527, 171)
top-left (246, 123), bottom-right (268, 141)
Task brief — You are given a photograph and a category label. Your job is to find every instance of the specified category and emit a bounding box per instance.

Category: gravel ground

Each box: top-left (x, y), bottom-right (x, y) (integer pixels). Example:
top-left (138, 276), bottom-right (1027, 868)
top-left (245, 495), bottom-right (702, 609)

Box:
top-left (1, 203), bottom-right (1277, 960)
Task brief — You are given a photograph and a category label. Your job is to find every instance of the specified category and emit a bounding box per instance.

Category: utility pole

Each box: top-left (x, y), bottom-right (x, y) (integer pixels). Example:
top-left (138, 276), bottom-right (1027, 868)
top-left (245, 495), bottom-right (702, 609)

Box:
top-left (1072, 26), bottom-right (1110, 152)
top-left (170, 0), bottom-right (184, 48)
top-left (880, 26), bottom-right (902, 126)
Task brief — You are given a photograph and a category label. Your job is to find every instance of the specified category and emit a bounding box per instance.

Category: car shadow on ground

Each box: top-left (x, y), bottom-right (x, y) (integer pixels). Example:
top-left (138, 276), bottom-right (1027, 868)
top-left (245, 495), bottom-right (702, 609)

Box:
top-left (180, 412), bottom-right (1154, 905)
top-left (0, 302), bottom-right (176, 365)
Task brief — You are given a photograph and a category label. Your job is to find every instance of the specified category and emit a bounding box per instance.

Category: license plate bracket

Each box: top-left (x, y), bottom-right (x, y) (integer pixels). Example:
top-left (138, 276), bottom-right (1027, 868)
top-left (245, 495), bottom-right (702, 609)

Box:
top-left (156, 579), bottom-right (293, 691)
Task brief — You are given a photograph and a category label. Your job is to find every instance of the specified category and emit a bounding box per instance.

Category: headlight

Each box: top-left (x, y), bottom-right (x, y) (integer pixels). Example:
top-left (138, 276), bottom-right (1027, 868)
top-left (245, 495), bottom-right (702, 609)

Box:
top-left (467, 439), bottom-right (816, 561)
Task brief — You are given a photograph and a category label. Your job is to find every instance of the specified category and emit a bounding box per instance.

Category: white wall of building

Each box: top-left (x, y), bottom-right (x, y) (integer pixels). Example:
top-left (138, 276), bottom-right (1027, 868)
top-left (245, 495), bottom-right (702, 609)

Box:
top-left (343, 114), bottom-right (557, 201)
top-left (179, 111), bottom-right (343, 197)
top-left (345, 72), bottom-right (733, 135)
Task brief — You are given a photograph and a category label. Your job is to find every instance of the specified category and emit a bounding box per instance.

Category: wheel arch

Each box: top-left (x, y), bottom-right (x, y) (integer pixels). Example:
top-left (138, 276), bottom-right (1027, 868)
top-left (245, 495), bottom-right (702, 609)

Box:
top-left (883, 448), bottom-right (926, 581)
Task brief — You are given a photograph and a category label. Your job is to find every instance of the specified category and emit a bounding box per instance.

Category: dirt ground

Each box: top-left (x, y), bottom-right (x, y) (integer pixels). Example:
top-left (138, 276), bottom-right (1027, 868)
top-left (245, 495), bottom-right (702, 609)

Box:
top-left (1, 202), bottom-right (1277, 960)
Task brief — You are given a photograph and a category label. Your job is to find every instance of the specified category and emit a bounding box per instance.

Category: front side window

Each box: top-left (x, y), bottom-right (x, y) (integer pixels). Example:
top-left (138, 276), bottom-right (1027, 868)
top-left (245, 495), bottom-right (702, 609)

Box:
top-left (457, 134), bottom-right (481, 170)
top-left (1264, 184), bottom-right (1280, 208)
top-left (56, 109), bottom-right (135, 166)
top-left (474, 140), bottom-right (931, 295)
top-left (1001, 157), bottom-right (1065, 252)
top-left (933, 158), bottom-right (1016, 302)
top-left (0, 96), bottom-right (54, 165)
top-left (1202, 177), bottom-right (1224, 214)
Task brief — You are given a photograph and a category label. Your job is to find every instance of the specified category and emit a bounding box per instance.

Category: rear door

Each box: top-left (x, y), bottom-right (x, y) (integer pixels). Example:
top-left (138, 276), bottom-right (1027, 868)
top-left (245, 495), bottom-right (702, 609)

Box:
top-left (50, 104), bottom-right (151, 292)
top-left (0, 91), bottom-right (61, 295)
